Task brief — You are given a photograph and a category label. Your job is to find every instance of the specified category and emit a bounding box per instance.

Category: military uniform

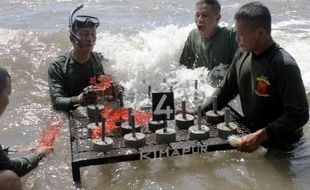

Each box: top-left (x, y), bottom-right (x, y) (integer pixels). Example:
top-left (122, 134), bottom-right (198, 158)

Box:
top-left (48, 51), bottom-right (106, 111)
top-left (202, 43), bottom-right (309, 146)
top-left (0, 145), bottom-right (39, 177)
top-left (180, 26), bottom-right (238, 70)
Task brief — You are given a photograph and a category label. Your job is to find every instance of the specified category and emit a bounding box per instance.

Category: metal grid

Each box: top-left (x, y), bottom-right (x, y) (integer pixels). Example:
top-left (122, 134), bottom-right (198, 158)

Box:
top-left (68, 108), bottom-right (246, 185)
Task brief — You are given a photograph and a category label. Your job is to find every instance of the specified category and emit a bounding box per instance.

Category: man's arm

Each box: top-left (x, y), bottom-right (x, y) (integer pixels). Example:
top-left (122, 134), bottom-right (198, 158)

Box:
top-left (265, 56), bottom-right (309, 141)
top-left (48, 62), bottom-right (79, 111)
top-left (201, 51), bottom-right (241, 113)
top-left (0, 147), bottom-right (39, 177)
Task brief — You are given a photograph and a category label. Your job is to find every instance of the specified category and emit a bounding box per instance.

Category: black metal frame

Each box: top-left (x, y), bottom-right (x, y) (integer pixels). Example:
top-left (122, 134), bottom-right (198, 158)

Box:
top-left (68, 108), bottom-right (248, 186)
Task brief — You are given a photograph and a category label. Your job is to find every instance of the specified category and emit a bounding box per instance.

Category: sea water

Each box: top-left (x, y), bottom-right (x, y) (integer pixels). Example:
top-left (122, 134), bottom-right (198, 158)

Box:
top-left (0, 0), bottom-right (309, 189)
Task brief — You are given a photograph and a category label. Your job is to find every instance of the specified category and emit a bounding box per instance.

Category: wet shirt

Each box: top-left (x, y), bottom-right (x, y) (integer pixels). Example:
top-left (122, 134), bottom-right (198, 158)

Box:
top-left (0, 145), bottom-right (39, 177)
top-left (180, 26), bottom-right (238, 70)
top-left (202, 43), bottom-right (309, 145)
top-left (48, 51), bottom-right (105, 111)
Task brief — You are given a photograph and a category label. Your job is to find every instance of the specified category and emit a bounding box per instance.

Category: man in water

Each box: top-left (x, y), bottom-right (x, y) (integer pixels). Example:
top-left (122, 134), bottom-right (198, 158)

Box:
top-left (0, 67), bottom-right (53, 190)
top-left (201, 2), bottom-right (309, 152)
top-left (48, 5), bottom-right (121, 111)
top-left (180, 0), bottom-right (238, 82)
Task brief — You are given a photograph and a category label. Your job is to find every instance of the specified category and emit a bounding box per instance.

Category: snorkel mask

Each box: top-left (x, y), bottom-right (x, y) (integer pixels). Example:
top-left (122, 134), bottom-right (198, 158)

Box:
top-left (69, 4), bottom-right (100, 41)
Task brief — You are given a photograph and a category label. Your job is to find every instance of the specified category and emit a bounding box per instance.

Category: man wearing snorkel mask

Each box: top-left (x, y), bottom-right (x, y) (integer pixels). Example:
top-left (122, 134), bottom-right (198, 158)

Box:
top-left (48, 5), bottom-right (121, 111)
top-left (180, 0), bottom-right (238, 83)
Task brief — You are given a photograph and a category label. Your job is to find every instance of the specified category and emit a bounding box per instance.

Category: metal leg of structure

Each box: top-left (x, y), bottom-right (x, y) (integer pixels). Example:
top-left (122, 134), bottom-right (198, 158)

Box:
top-left (72, 162), bottom-right (81, 187)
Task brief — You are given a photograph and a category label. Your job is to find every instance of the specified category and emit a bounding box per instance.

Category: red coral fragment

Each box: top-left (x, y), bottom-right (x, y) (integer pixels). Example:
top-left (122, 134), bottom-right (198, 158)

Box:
top-left (90, 75), bottom-right (113, 91)
top-left (39, 120), bottom-right (64, 147)
top-left (91, 105), bottom-right (152, 139)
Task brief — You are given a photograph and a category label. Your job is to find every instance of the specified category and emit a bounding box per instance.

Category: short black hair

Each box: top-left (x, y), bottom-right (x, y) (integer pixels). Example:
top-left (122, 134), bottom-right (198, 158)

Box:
top-left (196, 0), bottom-right (221, 14)
top-left (234, 2), bottom-right (271, 34)
top-left (0, 67), bottom-right (11, 94)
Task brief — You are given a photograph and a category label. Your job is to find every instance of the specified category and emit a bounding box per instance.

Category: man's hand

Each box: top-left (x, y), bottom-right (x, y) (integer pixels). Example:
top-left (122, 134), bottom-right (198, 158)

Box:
top-left (103, 84), bottom-right (113, 96)
top-left (237, 128), bottom-right (268, 153)
top-left (35, 146), bottom-right (54, 160)
top-left (77, 86), bottom-right (105, 105)
top-left (18, 145), bottom-right (53, 160)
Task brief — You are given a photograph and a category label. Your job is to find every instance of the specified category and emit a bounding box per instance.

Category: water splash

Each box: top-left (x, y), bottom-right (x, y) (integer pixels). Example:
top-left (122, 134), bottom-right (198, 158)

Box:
top-left (95, 24), bottom-right (217, 108)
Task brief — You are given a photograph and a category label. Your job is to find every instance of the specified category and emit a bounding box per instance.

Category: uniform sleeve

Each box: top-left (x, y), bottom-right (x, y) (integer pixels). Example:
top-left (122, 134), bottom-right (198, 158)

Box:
top-left (265, 55), bottom-right (309, 141)
top-left (179, 30), bottom-right (196, 69)
top-left (48, 62), bottom-right (79, 111)
top-left (0, 147), bottom-right (39, 177)
top-left (201, 50), bottom-right (242, 114)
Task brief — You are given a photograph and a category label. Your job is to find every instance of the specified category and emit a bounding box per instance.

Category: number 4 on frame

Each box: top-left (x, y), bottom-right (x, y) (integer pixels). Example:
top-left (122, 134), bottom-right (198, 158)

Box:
top-left (152, 92), bottom-right (175, 121)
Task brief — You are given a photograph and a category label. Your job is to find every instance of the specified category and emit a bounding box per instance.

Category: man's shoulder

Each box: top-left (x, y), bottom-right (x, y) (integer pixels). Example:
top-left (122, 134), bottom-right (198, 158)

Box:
top-left (49, 51), bottom-right (71, 66)
top-left (48, 51), bottom-right (72, 75)
top-left (217, 26), bottom-right (236, 36)
top-left (265, 42), bottom-right (297, 65)
top-left (91, 51), bottom-right (108, 65)
top-left (219, 25), bottom-right (234, 31)
top-left (187, 28), bottom-right (200, 38)
top-left (92, 51), bottom-right (104, 60)
top-left (271, 45), bottom-right (297, 67)
top-left (184, 29), bottom-right (203, 46)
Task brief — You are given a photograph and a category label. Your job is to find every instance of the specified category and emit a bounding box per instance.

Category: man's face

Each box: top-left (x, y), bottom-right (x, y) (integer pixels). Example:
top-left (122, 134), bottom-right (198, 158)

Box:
top-left (0, 77), bottom-right (11, 117)
top-left (195, 3), bottom-right (220, 38)
top-left (75, 27), bottom-right (97, 51)
top-left (235, 19), bottom-right (260, 52)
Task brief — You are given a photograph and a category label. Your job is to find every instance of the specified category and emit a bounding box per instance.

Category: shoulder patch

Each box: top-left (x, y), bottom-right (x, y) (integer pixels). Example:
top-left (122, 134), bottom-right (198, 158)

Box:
top-left (255, 75), bottom-right (271, 97)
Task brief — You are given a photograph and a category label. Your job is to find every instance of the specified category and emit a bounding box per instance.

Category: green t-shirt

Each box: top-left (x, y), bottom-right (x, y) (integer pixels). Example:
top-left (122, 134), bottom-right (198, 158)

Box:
top-left (180, 26), bottom-right (238, 70)
top-left (48, 51), bottom-right (105, 111)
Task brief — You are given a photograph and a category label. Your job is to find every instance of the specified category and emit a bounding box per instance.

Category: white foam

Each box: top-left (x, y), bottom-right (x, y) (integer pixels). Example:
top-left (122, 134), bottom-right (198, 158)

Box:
top-left (272, 20), bottom-right (310, 92)
top-left (95, 21), bottom-right (310, 108)
top-left (95, 24), bottom-right (216, 107)
top-left (0, 28), bottom-right (19, 45)
top-left (273, 19), bottom-right (310, 29)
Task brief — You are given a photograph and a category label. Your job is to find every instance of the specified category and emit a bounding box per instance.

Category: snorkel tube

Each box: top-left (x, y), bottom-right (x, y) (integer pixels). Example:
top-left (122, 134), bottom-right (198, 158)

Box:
top-left (69, 4), bottom-right (84, 41)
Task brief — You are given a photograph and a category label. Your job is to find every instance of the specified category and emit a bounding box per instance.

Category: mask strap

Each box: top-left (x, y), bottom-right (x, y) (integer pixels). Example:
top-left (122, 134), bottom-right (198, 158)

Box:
top-left (69, 4), bottom-right (84, 41)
